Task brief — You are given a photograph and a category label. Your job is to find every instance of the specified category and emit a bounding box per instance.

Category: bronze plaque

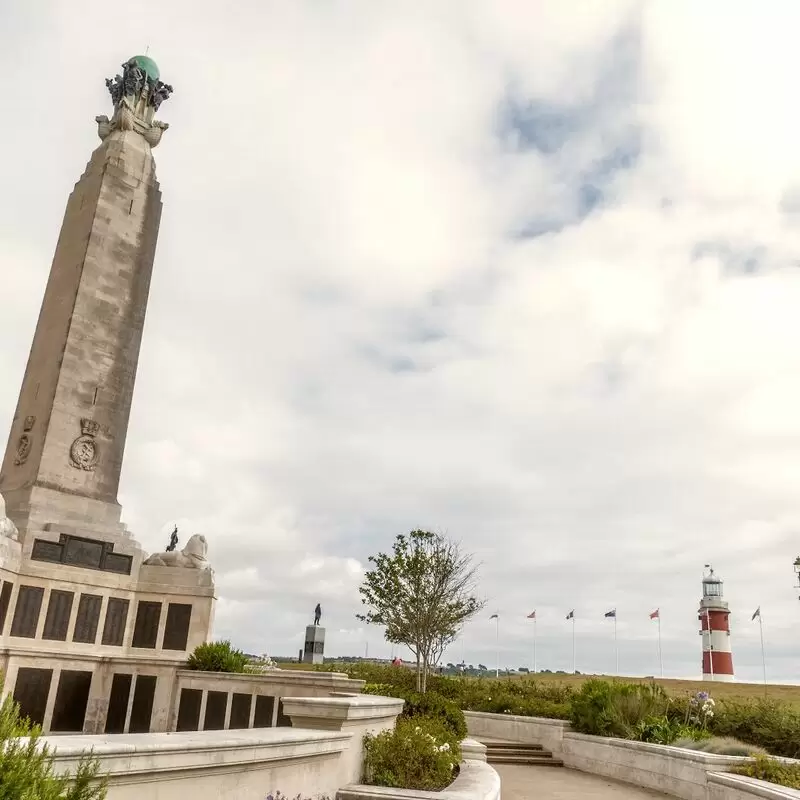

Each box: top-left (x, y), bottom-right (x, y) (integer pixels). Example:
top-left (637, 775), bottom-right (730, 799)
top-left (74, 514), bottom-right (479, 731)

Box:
top-left (176, 688), bottom-right (202, 732)
top-left (162, 603), bottom-right (192, 651)
top-left (63, 537), bottom-right (103, 569)
top-left (42, 589), bottom-right (74, 641)
top-left (101, 598), bottom-right (129, 646)
top-left (73, 594), bottom-right (102, 644)
top-left (131, 601), bottom-right (161, 649)
top-left (13, 668), bottom-right (52, 726)
top-left (50, 670), bottom-right (92, 732)
top-left (204, 691), bottom-right (227, 731)
top-left (0, 582), bottom-right (12, 635)
top-left (31, 539), bottom-right (64, 564)
top-left (105, 673), bottom-right (132, 734)
top-left (10, 585), bottom-right (44, 638)
top-left (230, 693), bottom-right (252, 729)
top-left (129, 675), bottom-right (157, 733)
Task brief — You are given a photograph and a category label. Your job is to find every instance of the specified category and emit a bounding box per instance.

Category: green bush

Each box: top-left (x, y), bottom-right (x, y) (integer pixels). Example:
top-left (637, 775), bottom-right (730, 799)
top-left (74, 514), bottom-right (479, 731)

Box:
top-left (633, 715), bottom-right (710, 745)
top-left (733, 754), bottom-right (800, 789)
top-left (0, 694), bottom-right (107, 799)
top-left (399, 691), bottom-right (467, 740)
top-left (363, 717), bottom-right (460, 790)
top-left (710, 699), bottom-right (800, 759)
top-left (186, 640), bottom-right (248, 673)
top-left (570, 679), bottom-right (674, 738)
top-left (673, 736), bottom-right (766, 756)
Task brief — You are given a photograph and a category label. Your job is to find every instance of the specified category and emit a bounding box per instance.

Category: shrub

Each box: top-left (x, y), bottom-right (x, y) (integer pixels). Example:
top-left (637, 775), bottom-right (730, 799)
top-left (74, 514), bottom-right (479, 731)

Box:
top-left (363, 717), bottom-right (460, 790)
top-left (733, 754), bottom-right (800, 789)
top-left (186, 640), bottom-right (248, 673)
top-left (399, 691), bottom-right (467, 740)
top-left (710, 699), bottom-right (800, 759)
top-left (570, 680), bottom-right (673, 738)
top-left (673, 736), bottom-right (766, 756)
top-left (0, 694), bottom-right (107, 799)
top-left (633, 715), bottom-right (710, 745)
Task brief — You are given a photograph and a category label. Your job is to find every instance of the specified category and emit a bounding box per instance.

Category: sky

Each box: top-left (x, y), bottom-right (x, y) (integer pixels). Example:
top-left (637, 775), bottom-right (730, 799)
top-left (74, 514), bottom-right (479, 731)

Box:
top-left (2, 1), bottom-right (800, 683)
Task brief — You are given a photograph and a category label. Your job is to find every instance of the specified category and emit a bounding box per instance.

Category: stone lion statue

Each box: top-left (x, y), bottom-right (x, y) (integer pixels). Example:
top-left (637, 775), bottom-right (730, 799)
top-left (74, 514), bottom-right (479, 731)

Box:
top-left (0, 494), bottom-right (19, 541)
top-left (143, 533), bottom-right (209, 569)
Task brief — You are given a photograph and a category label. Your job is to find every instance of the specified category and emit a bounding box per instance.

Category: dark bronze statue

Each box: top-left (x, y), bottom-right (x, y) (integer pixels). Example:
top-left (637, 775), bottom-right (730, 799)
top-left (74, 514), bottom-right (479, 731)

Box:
top-left (166, 525), bottom-right (178, 552)
top-left (314, 603), bottom-right (322, 626)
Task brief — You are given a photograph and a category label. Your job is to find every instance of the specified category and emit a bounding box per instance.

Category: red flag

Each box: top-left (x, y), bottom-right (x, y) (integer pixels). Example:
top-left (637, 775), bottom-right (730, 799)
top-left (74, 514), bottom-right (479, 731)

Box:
top-left (649, 609), bottom-right (660, 620)
top-left (527, 611), bottom-right (536, 619)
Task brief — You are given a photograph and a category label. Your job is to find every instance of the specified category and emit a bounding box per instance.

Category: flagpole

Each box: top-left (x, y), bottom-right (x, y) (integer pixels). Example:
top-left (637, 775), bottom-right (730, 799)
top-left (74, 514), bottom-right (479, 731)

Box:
top-left (758, 612), bottom-right (767, 696)
top-left (614, 614), bottom-right (619, 675)
top-left (572, 615), bottom-right (576, 674)
top-left (495, 614), bottom-right (500, 678)
top-left (657, 615), bottom-right (663, 679)
top-left (533, 616), bottom-right (537, 675)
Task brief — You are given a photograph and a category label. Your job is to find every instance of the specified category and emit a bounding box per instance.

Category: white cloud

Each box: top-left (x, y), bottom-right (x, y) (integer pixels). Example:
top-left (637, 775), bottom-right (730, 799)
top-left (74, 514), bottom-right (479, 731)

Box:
top-left (2, 1), bottom-right (800, 679)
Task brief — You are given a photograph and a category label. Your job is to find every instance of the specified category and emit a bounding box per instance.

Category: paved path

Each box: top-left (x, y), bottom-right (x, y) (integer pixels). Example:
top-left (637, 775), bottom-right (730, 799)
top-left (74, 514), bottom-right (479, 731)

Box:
top-left (494, 763), bottom-right (671, 799)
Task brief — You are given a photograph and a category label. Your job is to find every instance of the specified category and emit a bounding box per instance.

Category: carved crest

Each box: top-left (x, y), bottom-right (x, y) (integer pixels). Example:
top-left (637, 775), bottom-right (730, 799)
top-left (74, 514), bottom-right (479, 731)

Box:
top-left (23, 415), bottom-right (36, 432)
top-left (14, 435), bottom-right (31, 466)
top-left (69, 418), bottom-right (99, 471)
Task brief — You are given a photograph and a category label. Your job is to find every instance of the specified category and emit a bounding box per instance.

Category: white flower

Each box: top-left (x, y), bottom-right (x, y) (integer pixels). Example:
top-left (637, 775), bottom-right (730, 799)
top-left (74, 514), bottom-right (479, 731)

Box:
top-left (706, 710), bottom-right (714, 718)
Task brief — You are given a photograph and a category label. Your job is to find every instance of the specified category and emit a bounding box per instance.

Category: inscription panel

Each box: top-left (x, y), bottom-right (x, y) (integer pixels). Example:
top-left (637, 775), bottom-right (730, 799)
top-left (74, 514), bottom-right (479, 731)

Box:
top-left (204, 691), bottom-right (227, 731)
top-left (101, 598), bottom-right (129, 646)
top-left (42, 589), bottom-right (74, 641)
top-left (73, 594), bottom-right (102, 643)
top-left (254, 695), bottom-right (275, 728)
top-left (105, 673), bottom-right (132, 734)
top-left (13, 668), bottom-right (52, 726)
top-left (30, 535), bottom-right (132, 575)
top-left (131, 601), bottom-right (161, 649)
top-left (176, 688), bottom-right (202, 732)
top-left (0, 581), bottom-right (12, 634)
top-left (129, 675), bottom-right (157, 733)
top-left (10, 585), bottom-right (44, 638)
top-left (64, 537), bottom-right (103, 568)
top-left (50, 670), bottom-right (92, 732)
top-left (230, 693), bottom-right (252, 729)
top-left (162, 603), bottom-right (192, 651)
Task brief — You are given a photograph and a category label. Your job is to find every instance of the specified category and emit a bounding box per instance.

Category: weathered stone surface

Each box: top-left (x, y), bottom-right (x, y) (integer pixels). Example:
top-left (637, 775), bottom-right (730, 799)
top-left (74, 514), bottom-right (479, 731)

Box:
top-left (0, 129), bottom-right (162, 534)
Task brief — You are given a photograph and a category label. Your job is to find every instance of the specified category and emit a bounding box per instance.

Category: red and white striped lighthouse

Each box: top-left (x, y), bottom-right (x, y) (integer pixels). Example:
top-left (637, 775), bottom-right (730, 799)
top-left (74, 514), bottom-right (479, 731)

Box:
top-left (698, 565), bottom-right (734, 682)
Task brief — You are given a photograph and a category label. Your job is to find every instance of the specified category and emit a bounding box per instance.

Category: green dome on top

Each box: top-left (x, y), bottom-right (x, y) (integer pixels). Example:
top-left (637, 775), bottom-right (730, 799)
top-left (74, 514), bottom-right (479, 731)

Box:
top-left (130, 54), bottom-right (160, 81)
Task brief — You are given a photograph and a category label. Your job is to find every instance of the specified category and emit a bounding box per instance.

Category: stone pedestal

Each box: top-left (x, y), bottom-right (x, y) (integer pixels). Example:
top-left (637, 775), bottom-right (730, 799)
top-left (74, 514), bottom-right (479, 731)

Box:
top-left (302, 625), bottom-right (325, 665)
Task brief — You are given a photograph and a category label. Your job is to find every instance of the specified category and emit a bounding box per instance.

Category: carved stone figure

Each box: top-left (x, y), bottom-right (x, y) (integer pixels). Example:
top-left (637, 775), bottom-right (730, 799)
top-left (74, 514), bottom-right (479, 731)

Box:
top-left (0, 494), bottom-right (19, 541)
top-left (122, 60), bottom-right (145, 97)
top-left (143, 533), bottom-right (209, 569)
top-left (166, 525), bottom-right (178, 552)
top-left (149, 81), bottom-right (173, 111)
top-left (314, 603), bottom-right (322, 626)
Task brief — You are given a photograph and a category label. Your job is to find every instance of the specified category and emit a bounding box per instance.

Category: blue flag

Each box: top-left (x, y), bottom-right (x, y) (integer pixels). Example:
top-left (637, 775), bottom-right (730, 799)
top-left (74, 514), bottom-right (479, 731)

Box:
top-left (605, 609), bottom-right (616, 618)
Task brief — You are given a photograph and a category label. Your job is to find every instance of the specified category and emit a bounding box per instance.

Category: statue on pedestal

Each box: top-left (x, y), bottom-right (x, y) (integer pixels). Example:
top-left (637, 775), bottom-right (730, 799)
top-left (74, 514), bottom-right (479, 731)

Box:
top-left (314, 603), bottom-right (322, 626)
top-left (166, 525), bottom-right (178, 552)
top-left (144, 533), bottom-right (210, 569)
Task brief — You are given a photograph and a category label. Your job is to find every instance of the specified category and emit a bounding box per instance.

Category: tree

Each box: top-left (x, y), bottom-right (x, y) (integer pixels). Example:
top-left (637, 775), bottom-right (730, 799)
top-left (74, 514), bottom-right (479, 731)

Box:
top-left (358, 530), bottom-right (484, 692)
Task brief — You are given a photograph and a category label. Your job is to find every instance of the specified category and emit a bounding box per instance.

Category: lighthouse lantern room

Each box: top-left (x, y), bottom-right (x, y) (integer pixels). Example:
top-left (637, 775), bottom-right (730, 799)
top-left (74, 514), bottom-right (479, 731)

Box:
top-left (698, 565), bottom-right (734, 682)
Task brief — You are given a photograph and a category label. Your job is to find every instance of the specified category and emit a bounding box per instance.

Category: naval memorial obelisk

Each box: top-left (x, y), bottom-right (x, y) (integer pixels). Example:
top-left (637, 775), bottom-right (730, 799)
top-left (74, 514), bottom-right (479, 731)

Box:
top-left (0, 55), bottom-right (169, 537)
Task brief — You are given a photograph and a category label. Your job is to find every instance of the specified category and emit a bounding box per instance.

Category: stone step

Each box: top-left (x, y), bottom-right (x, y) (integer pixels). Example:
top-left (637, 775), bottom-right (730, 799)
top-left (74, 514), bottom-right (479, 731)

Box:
top-left (486, 754), bottom-right (564, 767)
top-left (484, 741), bottom-right (544, 751)
top-left (486, 747), bottom-right (554, 759)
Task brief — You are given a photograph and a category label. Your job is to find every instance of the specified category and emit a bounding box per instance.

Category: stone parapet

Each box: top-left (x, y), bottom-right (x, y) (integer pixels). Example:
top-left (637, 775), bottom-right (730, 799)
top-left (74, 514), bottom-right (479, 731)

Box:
top-left (46, 728), bottom-right (351, 800)
top-left (337, 746), bottom-right (500, 800)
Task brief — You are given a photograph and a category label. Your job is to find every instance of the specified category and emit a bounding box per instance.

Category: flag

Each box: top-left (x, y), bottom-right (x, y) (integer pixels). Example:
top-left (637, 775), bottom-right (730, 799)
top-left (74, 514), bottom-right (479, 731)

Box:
top-left (650, 609), bottom-right (660, 620)
top-left (489, 613), bottom-right (498, 620)
top-left (605, 609), bottom-right (616, 619)
top-left (566, 610), bottom-right (574, 620)
top-left (752, 607), bottom-right (761, 621)
top-left (527, 611), bottom-right (536, 619)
